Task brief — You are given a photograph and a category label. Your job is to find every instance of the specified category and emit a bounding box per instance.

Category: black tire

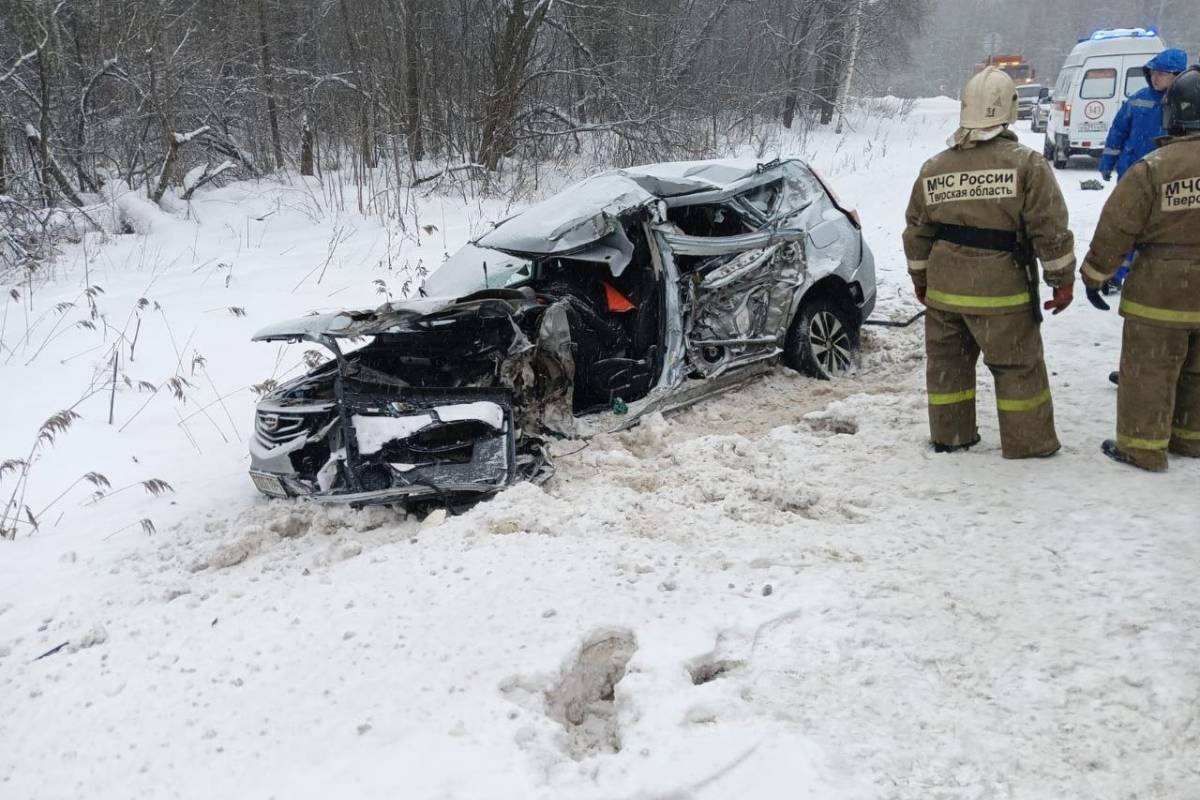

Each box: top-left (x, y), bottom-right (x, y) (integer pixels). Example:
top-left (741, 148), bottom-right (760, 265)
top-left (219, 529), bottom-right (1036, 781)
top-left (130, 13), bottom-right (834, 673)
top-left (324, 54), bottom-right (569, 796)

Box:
top-left (1052, 137), bottom-right (1068, 169)
top-left (785, 296), bottom-right (860, 380)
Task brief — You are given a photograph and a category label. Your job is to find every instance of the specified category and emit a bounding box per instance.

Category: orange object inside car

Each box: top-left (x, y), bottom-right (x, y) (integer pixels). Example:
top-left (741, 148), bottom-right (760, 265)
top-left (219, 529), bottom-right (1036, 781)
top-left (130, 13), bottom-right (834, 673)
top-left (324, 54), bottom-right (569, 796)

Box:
top-left (603, 281), bottom-right (635, 313)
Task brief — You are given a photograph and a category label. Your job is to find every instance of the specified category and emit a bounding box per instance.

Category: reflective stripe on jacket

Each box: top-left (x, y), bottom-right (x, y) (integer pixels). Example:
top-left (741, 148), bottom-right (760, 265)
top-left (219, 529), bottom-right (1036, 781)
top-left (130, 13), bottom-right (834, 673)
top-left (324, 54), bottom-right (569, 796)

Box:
top-left (1081, 133), bottom-right (1200, 328)
top-left (902, 129), bottom-right (1076, 316)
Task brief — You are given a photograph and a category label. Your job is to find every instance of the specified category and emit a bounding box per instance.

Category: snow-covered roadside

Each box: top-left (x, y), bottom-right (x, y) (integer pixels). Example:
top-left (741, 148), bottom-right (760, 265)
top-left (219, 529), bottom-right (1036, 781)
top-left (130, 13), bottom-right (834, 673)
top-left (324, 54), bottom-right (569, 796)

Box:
top-left (2, 99), bottom-right (1198, 800)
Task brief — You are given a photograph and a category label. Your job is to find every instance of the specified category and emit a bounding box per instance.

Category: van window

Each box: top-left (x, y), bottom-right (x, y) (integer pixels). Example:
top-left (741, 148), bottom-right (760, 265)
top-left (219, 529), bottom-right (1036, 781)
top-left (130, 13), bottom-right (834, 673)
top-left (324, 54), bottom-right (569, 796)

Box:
top-left (1125, 67), bottom-right (1145, 97)
top-left (1055, 68), bottom-right (1077, 97)
top-left (1080, 67), bottom-right (1117, 99)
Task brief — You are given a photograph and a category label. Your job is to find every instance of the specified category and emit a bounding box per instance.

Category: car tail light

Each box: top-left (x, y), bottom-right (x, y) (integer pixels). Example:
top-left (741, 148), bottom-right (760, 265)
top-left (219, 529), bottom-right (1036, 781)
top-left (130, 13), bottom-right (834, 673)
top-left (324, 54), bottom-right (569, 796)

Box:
top-left (1064, 103), bottom-right (1072, 127)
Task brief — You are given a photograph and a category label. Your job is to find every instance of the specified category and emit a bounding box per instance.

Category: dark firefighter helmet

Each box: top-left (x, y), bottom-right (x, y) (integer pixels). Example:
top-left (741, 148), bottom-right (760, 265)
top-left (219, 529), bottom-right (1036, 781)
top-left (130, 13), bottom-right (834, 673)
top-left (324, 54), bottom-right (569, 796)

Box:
top-left (1163, 65), bottom-right (1200, 134)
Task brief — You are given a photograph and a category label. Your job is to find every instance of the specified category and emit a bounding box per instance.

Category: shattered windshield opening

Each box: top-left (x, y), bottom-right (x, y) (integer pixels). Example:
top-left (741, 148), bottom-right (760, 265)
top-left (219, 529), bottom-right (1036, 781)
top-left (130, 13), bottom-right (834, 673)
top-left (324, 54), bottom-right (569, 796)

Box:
top-left (741, 179), bottom-right (784, 217)
top-left (768, 167), bottom-right (823, 223)
top-left (423, 244), bottom-right (536, 297)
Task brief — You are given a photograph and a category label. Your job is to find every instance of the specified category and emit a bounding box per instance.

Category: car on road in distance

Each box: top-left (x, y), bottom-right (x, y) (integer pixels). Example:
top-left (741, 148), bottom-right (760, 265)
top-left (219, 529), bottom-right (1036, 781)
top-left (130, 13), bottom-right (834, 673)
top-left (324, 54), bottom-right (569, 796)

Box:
top-left (1031, 88), bottom-right (1053, 132)
top-left (1017, 83), bottom-right (1043, 119)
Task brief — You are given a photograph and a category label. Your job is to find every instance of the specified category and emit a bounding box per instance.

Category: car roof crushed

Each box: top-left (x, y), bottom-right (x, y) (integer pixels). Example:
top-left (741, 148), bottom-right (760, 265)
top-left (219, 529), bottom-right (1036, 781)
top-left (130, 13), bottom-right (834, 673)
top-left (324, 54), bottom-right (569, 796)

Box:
top-left (474, 158), bottom-right (806, 259)
top-left (252, 159), bottom-right (811, 343)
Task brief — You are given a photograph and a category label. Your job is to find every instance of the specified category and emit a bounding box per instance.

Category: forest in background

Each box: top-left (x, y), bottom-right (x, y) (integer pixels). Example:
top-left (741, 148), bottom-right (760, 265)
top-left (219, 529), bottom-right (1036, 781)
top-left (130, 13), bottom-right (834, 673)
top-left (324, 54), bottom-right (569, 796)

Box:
top-left (0, 0), bottom-right (923, 256)
top-left (8, 0), bottom-right (1195, 278)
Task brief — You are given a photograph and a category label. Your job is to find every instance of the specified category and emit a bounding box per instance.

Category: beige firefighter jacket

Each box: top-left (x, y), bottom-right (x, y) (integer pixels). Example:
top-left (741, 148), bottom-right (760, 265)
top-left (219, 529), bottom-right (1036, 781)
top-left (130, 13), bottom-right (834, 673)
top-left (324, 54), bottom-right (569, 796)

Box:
top-left (1081, 133), bottom-right (1200, 328)
top-left (903, 129), bottom-right (1077, 315)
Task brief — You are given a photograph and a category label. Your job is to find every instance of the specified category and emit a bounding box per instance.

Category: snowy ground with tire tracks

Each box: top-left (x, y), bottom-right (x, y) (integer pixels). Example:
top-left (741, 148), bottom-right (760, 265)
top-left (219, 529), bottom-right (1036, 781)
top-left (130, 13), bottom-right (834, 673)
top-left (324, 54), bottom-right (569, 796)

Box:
top-left (1, 99), bottom-right (1197, 799)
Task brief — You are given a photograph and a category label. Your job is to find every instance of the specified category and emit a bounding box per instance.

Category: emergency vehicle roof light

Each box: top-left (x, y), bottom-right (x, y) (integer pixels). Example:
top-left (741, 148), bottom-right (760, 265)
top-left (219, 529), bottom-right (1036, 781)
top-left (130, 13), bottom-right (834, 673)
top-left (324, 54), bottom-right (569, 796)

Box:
top-left (1081, 27), bottom-right (1158, 43)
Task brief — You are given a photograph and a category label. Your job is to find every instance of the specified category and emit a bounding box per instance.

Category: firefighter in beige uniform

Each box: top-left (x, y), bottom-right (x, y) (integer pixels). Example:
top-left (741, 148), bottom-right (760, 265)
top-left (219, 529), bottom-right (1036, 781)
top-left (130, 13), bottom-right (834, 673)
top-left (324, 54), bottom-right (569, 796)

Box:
top-left (1081, 66), bottom-right (1200, 472)
top-left (903, 67), bottom-right (1076, 458)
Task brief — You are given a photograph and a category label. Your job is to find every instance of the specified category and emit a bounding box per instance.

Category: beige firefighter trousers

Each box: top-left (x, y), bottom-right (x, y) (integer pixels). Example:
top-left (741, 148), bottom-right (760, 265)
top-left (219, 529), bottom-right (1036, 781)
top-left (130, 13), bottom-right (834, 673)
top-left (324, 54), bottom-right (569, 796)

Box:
top-left (924, 307), bottom-right (1059, 458)
top-left (1115, 319), bottom-right (1200, 471)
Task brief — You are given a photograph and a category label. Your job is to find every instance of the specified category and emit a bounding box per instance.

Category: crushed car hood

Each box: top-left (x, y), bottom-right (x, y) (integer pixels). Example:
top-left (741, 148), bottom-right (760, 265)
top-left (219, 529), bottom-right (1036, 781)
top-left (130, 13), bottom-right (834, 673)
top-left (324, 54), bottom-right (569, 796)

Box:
top-left (251, 291), bottom-right (535, 342)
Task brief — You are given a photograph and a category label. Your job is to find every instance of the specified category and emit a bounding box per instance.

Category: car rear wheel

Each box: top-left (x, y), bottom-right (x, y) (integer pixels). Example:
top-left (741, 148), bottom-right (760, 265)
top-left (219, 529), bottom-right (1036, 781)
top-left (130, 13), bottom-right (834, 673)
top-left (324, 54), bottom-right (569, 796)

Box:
top-left (785, 296), bottom-right (859, 380)
top-left (1052, 136), bottom-right (1069, 169)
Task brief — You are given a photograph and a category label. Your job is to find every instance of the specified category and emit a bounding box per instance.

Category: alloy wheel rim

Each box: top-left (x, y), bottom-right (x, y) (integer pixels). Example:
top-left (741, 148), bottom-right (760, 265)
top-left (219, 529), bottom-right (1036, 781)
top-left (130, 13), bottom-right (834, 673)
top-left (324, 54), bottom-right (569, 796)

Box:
top-left (809, 311), bottom-right (853, 376)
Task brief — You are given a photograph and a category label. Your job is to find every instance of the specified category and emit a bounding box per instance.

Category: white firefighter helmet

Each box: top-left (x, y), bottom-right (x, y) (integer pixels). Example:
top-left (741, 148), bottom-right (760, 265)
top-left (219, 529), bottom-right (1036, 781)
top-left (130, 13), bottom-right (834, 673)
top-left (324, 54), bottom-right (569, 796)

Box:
top-left (960, 67), bottom-right (1018, 129)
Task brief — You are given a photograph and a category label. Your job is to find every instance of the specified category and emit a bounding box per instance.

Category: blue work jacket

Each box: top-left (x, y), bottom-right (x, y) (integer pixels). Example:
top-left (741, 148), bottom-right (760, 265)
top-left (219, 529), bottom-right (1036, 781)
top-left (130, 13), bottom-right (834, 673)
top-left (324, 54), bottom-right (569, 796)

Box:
top-left (1100, 48), bottom-right (1188, 178)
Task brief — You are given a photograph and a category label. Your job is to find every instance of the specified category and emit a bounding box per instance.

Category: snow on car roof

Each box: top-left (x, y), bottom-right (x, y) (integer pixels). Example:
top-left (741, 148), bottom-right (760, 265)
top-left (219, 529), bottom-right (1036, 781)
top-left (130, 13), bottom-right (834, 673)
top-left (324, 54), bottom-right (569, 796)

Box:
top-left (619, 158), bottom-right (770, 192)
top-left (475, 158), bottom-right (798, 256)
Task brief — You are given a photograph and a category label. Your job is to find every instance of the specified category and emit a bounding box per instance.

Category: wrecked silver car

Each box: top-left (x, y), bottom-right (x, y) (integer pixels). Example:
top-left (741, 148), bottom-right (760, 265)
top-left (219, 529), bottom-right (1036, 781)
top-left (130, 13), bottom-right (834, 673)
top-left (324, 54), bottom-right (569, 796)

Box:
top-left (249, 158), bottom-right (876, 507)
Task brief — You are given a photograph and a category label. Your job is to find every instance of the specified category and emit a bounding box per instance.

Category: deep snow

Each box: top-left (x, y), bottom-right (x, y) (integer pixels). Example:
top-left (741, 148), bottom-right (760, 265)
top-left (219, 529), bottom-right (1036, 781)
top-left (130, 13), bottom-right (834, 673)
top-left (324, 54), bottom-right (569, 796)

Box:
top-left (1, 99), bottom-right (1198, 800)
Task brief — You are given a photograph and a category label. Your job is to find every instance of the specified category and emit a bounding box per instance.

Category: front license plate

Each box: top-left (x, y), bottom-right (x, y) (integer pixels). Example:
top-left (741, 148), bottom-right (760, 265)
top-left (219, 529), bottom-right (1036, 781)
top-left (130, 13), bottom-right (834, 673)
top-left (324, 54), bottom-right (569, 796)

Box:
top-left (251, 472), bottom-right (288, 497)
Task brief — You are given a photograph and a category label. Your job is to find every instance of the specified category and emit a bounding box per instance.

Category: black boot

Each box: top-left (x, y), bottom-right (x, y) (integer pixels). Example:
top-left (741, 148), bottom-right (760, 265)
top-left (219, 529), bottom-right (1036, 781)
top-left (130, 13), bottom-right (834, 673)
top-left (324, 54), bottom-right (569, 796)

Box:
top-left (1101, 439), bottom-right (1164, 472)
top-left (1108, 371), bottom-right (1120, 386)
top-left (932, 434), bottom-right (981, 453)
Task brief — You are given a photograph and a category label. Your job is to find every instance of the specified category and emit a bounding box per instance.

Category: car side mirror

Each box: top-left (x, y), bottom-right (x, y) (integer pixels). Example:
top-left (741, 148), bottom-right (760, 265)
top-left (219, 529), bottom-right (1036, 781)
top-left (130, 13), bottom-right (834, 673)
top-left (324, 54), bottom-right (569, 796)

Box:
top-left (1038, 88), bottom-right (1050, 100)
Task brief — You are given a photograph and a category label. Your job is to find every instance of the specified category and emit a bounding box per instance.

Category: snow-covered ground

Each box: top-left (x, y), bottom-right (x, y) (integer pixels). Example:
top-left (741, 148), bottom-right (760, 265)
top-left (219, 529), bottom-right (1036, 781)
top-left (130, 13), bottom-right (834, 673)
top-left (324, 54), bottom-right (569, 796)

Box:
top-left (2, 99), bottom-right (1198, 800)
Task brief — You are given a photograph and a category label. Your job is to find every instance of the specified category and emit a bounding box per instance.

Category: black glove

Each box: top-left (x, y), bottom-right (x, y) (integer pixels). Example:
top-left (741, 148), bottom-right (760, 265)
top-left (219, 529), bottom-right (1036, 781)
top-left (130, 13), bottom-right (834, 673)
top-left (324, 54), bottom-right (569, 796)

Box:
top-left (1086, 286), bottom-right (1111, 311)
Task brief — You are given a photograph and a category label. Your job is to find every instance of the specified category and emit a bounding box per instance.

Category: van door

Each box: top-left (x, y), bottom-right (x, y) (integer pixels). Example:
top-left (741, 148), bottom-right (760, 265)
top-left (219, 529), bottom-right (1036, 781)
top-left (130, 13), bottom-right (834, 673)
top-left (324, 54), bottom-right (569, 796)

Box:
top-left (1048, 67), bottom-right (1077, 140)
top-left (1122, 57), bottom-right (1149, 100)
top-left (1073, 58), bottom-right (1122, 152)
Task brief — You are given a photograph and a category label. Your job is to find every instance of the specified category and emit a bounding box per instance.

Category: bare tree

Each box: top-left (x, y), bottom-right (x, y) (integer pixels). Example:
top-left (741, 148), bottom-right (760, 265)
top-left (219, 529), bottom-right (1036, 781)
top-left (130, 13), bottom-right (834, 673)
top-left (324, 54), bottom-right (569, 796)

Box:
top-left (477, 0), bottom-right (554, 170)
top-left (257, 0), bottom-right (285, 171)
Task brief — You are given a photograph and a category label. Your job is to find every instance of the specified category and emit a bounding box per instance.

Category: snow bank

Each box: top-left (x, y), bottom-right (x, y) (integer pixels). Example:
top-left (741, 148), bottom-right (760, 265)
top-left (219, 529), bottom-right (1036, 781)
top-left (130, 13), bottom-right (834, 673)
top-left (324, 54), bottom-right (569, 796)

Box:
top-left (101, 180), bottom-right (173, 234)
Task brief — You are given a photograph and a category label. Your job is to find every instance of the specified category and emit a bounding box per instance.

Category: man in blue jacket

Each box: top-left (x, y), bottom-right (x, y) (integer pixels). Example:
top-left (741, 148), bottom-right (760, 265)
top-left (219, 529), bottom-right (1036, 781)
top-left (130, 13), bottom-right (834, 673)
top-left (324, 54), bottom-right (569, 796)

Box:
top-left (1100, 48), bottom-right (1188, 181)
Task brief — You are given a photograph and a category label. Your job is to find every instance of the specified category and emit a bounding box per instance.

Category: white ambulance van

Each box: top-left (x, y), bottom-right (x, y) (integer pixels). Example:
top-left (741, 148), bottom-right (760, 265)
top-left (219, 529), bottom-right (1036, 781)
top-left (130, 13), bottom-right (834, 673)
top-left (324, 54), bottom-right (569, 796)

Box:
top-left (1043, 28), bottom-right (1165, 169)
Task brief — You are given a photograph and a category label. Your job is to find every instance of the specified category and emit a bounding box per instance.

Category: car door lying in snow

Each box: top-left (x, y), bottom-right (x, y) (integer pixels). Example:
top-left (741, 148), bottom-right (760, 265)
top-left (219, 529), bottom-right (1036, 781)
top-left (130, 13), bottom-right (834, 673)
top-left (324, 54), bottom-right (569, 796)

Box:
top-left (663, 202), bottom-right (807, 377)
